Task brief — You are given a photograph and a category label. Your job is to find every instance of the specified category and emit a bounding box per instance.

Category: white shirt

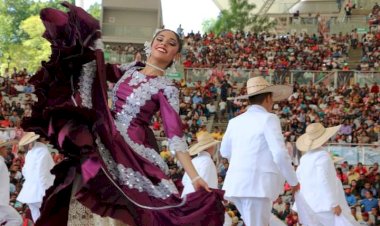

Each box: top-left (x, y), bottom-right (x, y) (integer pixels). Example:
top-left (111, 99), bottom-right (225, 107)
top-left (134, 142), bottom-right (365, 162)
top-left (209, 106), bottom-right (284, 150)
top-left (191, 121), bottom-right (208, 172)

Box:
top-left (181, 151), bottom-right (218, 197)
top-left (221, 105), bottom-right (298, 201)
top-left (206, 104), bottom-right (216, 113)
top-left (0, 156), bottom-right (10, 206)
top-left (295, 149), bottom-right (361, 225)
top-left (296, 149), bottom-right (342, 212)
top-left (219, 101), bottom-right (226, 111)
top-left (17, 142), bottom-right (55, 204)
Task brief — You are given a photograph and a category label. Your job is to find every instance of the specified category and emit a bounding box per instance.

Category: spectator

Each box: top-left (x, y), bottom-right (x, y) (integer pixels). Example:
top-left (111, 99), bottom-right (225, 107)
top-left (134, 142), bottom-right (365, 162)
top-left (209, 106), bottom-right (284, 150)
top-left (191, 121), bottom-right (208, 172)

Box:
top-left (369, 207), bottom-right (380, 225)
top-left (361, 182), bottom-right (378, 199)
top-left (355, 162), bottom-right (368, 175)
top-left (344, 185), bottom-right (357, 206)
top-left (337, 167), bottom-right (348, 184)
top-left (360, 191), bottom-right (379, 213)
top-left (159, 145), bottom-right (170, 161)
top-left (358, 212), bottom-right (372, 225)
top-left (370, 82), bottom-right (379, 94)
top-left (348, 165), bottom-right (361, 184)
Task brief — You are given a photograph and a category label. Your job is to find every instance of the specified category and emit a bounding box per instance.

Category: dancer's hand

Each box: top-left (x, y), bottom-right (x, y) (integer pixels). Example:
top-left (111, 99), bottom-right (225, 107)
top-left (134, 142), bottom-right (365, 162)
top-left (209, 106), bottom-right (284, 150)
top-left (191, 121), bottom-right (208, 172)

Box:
top-left (332, 205), bottom-right (342, 216)
top-left (291, 183), bottom-right (300, 194)
top-left (193, 177), bottom-right (212, 192)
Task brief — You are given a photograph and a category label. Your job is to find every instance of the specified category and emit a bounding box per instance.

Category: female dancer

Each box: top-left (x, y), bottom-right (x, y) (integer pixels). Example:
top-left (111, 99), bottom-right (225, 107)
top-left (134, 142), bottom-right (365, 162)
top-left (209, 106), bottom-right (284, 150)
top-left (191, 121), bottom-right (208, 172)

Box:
top-left (22, 2), bottom-right (225, 226)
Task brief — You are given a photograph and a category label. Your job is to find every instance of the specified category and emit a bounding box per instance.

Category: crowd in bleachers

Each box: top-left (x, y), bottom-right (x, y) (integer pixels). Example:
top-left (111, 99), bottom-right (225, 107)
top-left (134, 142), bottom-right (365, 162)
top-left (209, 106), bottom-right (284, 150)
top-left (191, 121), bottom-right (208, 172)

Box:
top-left (2, 30), bottom-right (380, 225)
top-left (152, 72), bottom-right (379, 225)
top-left (368, 3), bottom-right (380, 26)
top-left (181, 31), bottom-right (350, 72)
top-left (160, 75), bottom-right (379, 146)
top-left (0, 67), bottom-right (64, 224)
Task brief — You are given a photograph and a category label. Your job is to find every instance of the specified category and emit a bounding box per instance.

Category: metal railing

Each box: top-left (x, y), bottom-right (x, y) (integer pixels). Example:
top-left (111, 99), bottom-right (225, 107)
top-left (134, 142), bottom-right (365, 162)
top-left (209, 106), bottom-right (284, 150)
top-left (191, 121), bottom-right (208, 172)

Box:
top-left (326, 143), bottom-right (380, 165)
top-left (183, 68), bottom-right (380, 87)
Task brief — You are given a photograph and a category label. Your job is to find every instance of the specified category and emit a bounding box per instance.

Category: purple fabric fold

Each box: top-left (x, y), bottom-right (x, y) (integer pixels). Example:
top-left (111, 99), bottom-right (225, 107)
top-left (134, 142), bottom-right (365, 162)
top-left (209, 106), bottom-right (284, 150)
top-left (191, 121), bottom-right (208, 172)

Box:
top-left (23, 3), bottom-right (225, 226)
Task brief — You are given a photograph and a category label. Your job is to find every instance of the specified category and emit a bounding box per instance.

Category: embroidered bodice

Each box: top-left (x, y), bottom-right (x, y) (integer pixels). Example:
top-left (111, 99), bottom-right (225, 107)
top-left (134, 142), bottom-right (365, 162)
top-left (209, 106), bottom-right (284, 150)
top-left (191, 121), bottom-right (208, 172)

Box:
top-left (110, 64), bottom-right (188, 174)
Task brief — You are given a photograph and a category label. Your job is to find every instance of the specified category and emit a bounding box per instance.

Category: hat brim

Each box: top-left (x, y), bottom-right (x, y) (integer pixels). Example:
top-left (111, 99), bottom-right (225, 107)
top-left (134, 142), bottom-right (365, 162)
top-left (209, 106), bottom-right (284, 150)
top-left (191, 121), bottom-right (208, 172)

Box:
top-left (296, 125), bottom-right (341, 152)
top-left (19, 134), bottom-right (40, 146)
top-left (0, 140), bottom-right (17, 148)
top-left (188, 140), bottom-right (220, 156)
top-left (230, 85), bottom-right (292, 102)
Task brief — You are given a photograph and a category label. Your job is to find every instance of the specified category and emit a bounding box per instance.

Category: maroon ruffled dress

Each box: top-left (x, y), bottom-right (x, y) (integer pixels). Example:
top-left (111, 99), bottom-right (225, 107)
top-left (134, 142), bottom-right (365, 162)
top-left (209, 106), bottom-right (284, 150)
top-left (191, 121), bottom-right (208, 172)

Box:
top-left (22, 2), bottom-right (225, 226)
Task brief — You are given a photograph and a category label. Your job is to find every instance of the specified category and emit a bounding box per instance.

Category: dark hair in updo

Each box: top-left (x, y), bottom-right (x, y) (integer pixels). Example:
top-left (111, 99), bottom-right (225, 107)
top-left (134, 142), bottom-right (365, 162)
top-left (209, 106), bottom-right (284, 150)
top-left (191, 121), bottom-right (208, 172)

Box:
top-left (151, 29), bottom-right (182, 68)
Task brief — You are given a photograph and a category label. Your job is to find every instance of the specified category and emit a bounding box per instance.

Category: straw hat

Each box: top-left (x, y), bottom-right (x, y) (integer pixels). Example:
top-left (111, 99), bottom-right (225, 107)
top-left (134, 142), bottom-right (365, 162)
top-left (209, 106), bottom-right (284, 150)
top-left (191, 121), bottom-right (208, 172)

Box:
top-left (188, 132), bottom-right (220, 156)
top-left (233, 76), bottom-right (293, 101)
top-left (19, 132), bottom-right (40, 146)
top-left (296, 123), bottom-right (341, 152)
top-left (0, 140), bottom-right (14, 148)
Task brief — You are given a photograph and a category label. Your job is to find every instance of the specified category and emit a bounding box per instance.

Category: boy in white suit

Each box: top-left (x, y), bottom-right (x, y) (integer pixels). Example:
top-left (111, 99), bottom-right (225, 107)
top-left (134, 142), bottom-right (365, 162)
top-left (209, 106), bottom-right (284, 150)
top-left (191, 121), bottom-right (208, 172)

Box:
top-left (295, 123), bottom-right (360, 226)
top-left (181, 132), bottom-right (220, 197)
top-left (220, 76), bottom-right (299, 226)
top-left (0, 140), bottom-right (22, 226)
top-left (17, 132), bottom-right (55, 223)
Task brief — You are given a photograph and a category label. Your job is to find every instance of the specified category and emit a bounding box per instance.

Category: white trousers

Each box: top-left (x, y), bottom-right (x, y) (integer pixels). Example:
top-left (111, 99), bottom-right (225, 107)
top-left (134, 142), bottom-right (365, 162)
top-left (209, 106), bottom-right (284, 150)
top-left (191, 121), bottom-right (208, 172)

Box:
top-left (230, 197), bottom-right (271, 226)
top-left (27, 202), bottom-right (41, 223)
top-left (0, 205), bottom-right (23, 226)
top-left (315, 211), bottom-right (335, 226)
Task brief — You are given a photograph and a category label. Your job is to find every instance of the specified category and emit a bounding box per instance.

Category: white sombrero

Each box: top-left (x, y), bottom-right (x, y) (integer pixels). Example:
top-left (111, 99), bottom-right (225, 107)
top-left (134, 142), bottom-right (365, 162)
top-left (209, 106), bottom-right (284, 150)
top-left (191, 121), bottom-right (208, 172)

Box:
top-left (188, 132), bottom-right (220, 156)
top-left (296, 123), bottom-right (341, 152)
top-left (19, 132), bottom-right (40, 146)
top-left (232, 76), bottom-right (293, 101)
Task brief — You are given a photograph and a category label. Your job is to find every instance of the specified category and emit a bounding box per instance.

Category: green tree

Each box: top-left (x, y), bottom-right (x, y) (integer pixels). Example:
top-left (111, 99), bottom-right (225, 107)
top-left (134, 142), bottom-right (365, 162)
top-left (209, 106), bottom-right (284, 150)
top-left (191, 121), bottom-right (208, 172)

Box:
top-left (87, 2), bottom-right (101, 20)
top-left (19, 15), bottom-right (51, 72)
top-left (0, 0), bottom-right (74, 74)
top-left (207, 0), bottom-right (276, 35)
top-left (202, 18), bottom-right (217, 34)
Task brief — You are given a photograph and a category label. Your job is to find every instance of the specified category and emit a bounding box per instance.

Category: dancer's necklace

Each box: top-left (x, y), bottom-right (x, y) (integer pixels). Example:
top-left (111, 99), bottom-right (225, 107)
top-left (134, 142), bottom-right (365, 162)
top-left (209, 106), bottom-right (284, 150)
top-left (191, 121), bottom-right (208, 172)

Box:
top-left (145, 62), bottom-right (165, 73)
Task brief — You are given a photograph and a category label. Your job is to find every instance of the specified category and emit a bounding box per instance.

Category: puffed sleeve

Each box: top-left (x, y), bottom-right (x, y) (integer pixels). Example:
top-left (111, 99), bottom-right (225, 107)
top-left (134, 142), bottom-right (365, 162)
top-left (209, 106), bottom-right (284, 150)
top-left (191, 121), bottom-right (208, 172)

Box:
top-left (158, 85), bottom-right (188, 155)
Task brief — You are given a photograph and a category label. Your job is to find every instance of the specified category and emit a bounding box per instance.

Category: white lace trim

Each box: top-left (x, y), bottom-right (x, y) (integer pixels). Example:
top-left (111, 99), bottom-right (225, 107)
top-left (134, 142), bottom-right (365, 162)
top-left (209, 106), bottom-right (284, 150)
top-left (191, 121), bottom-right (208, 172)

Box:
top-left (78, 60), bottom-right (97, 109)
top-left (163, 86), bottom-right (180, 113)
top-left (117, 164), bottom-right (178, 199)
top-left (118, 61), bottom-right (137, 74)
top-left (168, 135), bottom-right (188, 155)
top-left (113, 75), bottom-right (174, 174)
top-left (128, 71), bottom-right (147, 86)
top-left (115, 121), bottom-right (169, 175)
top-left (96, 137), bottom-right (119, 180)
top-left (96, 136), bottom-right (178, 199)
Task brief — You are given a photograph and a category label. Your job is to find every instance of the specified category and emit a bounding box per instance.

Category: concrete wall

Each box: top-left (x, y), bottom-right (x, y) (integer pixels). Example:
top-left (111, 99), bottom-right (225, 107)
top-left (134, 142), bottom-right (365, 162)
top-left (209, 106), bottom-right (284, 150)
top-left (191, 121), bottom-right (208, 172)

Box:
top-left (102, 0), bottom-right (163, 44)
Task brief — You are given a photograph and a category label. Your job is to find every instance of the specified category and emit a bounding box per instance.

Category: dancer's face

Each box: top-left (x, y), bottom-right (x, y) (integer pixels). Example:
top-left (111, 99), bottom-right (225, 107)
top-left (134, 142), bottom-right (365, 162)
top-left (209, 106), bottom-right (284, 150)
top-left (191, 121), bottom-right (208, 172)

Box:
top-left (150, 30), bottom-right (180, 65)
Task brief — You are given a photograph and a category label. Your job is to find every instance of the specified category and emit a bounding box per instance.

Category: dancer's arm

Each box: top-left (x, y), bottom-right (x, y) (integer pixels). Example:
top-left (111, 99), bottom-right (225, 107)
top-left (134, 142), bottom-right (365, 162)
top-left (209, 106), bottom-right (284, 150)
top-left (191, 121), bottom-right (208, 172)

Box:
top-left (158, 88), bottom-right (211, 192)
top-left (176, 151), bottom-right (211, 192)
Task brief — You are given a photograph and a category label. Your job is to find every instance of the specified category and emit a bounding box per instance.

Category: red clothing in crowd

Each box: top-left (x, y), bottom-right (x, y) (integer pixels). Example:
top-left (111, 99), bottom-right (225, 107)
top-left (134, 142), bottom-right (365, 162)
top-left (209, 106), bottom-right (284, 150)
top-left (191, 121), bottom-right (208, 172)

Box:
top-left (355, 166), bottom-right (367, 175)
top-left (152, 120), bottom-right (161, 130)
top-left (0, 119), bottom-right (11, 127)
top-left (183, 60), bottom-right (193, 68)
top-left (371, 84), bottom-right (379, 93)
top-left (337, 172), bottom-right (348, 184)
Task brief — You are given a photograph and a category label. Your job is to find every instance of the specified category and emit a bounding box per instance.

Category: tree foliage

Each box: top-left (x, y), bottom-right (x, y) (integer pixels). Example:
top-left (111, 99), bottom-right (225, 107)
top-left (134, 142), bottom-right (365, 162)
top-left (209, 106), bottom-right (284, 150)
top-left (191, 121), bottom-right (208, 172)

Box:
top-left (0, 0), bottom-right (98, 74)
top-left (205, 0), bottom-right (276, 35)
top-left (87, 2), bottom-right (101, 20)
